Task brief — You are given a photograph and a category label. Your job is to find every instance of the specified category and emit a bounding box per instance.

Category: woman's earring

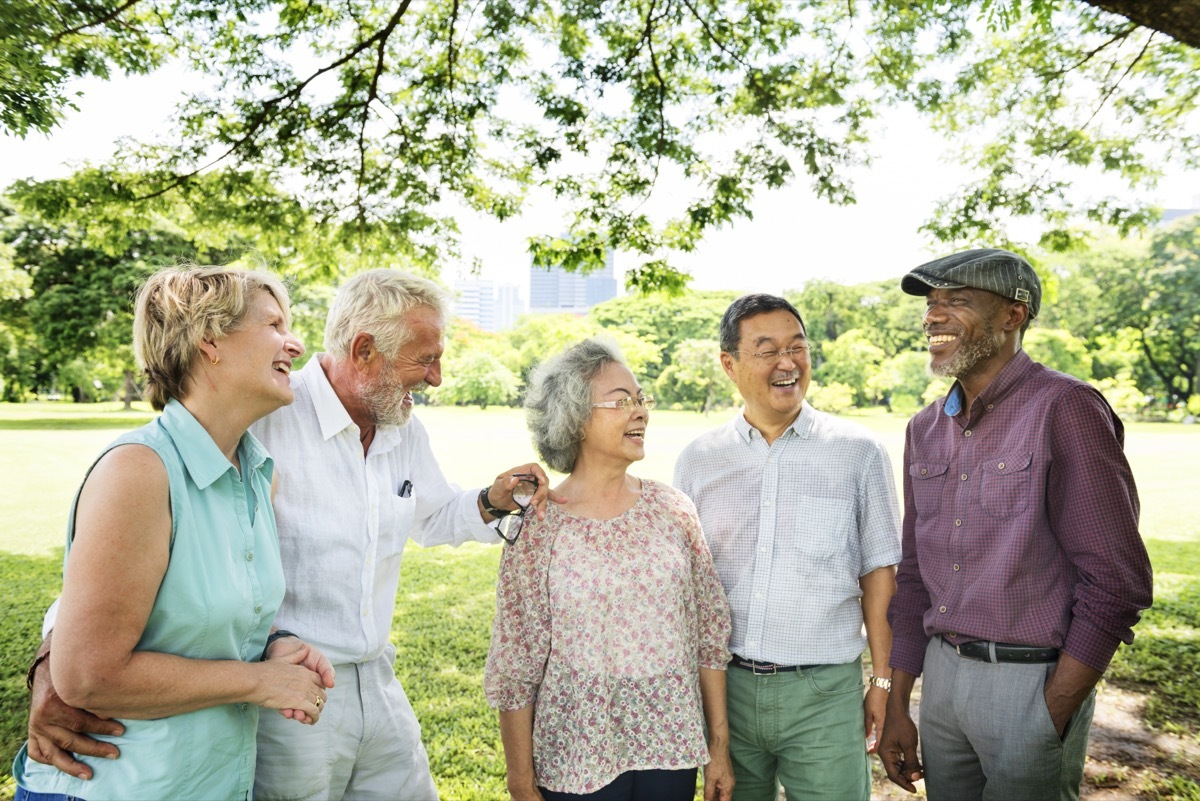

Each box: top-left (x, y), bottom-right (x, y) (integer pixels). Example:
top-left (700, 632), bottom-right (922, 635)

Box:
top-left (210, 356), bottom-right (220, 365)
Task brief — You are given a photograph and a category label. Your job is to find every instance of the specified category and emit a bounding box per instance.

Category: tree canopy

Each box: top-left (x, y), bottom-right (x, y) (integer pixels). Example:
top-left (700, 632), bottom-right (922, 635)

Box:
top-left (3, 0), bottom-right (1199, 290)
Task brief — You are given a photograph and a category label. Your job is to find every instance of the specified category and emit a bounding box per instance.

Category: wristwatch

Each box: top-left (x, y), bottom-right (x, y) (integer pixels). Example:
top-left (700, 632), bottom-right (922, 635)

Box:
top-left (869, 675), bottom-right (892, 692)
top-left (479, 487), bottom-right (514, 518)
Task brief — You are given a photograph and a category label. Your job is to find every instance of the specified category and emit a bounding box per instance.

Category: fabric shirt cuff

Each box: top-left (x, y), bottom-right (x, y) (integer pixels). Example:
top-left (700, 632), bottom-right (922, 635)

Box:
top-left (455, 489), bottom-right (501, 544)
top-left (484, 684), bottom-right (537, 711)
top-left (1062, 616), bottom-right (1124, 674)
top-left (699, 649), bottom-right (731, 670)
top-left (888, 635), bottom-right (930, 677)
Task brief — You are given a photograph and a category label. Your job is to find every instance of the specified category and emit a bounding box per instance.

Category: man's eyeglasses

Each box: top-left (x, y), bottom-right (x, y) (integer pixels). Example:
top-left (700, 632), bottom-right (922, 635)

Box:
top-left (494, 473), bottom-right (539, 545)
top-left (733, 345), bottom-right (809, 362)
top-left (590, 395), bottom-right (656, 412)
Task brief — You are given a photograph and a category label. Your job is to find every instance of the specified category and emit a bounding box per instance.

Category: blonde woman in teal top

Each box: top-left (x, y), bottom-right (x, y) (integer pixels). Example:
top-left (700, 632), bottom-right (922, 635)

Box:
top-left (14, 266), bottom-right (335, 801)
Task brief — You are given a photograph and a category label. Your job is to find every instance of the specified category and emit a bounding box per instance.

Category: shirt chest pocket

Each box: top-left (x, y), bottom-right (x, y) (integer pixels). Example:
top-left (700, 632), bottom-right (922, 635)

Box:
top-left (794, 495), bottom-right (856, 560)
top-left (978, 452), bottom-right (1034, 519)
top-left (909, 462), bottom-right (949, 519)
top-left (382, 495), bottom-right (417, 552)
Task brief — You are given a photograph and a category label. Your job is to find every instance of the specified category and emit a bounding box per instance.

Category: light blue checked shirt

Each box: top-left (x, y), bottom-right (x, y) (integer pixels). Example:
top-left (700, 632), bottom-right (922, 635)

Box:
top-left (674, 403), bottom-right (901, 666)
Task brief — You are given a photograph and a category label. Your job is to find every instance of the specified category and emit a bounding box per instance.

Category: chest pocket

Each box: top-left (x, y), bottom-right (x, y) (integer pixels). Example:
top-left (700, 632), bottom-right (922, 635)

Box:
top-left (795, 495), bottom-right (856, 560)
top-left (383, 494), bottom-right (417, 553)
top-left (909, 462), bottom-right (949, 519)
top-left (978, 452), bottom-right (1034, 519)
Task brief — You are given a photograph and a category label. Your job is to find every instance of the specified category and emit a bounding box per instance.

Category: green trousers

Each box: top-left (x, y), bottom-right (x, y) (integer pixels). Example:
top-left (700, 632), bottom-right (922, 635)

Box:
top-left (726, 658), bottom-right (870, 801)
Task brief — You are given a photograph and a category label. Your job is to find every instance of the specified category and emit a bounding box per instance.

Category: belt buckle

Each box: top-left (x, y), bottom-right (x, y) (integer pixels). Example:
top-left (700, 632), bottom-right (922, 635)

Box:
top-left (750, 660), bottom-right (777, 676)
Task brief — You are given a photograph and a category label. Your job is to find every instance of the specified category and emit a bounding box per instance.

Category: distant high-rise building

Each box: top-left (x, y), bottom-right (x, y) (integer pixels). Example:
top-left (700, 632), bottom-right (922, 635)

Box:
top-left (452, 279), bottom-right (524, 332)
top-left (529, 248), bottom-right (618, 315)
top-left (1162, 207), bottom-right (1200, 225)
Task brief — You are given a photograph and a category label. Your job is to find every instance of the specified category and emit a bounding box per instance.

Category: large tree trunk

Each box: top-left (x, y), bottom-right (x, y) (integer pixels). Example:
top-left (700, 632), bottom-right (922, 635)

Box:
top-left (1085, 1), bottom-right (1200, 48)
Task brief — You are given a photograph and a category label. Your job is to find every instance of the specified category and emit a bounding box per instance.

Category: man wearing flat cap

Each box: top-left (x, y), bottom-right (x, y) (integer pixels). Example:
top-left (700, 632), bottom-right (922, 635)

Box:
top-left (877, 248), bottom-right (1153, 801)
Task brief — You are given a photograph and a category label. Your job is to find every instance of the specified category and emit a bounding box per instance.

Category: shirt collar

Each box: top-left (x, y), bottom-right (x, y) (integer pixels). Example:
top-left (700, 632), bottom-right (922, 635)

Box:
top-left (298, 354), bottom-right (406, 455)
top-left (942, 349), bottom-right (1035, 417)
top-left (301, 354), bottom-right (358, 442)
top-left (159, 399), bottom-right (271, 489)
top-left (732, 402), bottom-right (813, 443)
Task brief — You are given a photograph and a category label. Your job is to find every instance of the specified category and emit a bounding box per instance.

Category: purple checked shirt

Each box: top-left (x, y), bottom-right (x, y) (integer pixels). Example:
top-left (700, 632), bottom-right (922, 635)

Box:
top-left (888, 351), bottom-right (1153, 676)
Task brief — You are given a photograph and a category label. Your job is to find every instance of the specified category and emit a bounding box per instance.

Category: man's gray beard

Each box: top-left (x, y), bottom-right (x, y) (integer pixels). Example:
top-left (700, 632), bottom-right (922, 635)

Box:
top-left (930, 327), bottom-right (1003, 379)
top-left (361, 374), bottom-right (427, 428)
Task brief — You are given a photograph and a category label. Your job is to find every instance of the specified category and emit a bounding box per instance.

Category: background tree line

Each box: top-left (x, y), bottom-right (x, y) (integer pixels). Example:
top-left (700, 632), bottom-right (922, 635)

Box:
top-left (3, 188), bottom-right (1196, 419)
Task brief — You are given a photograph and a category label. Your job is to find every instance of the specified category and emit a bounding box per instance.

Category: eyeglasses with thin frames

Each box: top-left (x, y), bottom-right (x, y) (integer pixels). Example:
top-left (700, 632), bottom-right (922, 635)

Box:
top-left (590, 395), bottom-right (656, 412)
top-left (732, 344), bottom-right (809, 362)
top-left (494, 473), bottom-right (539, 545)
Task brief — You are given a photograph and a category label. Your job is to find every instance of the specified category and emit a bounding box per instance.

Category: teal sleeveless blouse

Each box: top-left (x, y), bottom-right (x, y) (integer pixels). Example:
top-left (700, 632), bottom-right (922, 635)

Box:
top-left (15, 399), bottom-right (285, 800)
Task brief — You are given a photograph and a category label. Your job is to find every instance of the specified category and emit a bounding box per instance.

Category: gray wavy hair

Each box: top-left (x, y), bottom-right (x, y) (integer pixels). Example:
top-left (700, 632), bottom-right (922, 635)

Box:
top-left (525, 337), bottom-right (626, 474)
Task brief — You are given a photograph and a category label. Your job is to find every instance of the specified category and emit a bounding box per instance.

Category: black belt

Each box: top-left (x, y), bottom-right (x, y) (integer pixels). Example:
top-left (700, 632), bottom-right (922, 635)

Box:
top-left (730, 654), bottom-right (818, 675)
top-left (945, 637), bottom-right (1060, 664)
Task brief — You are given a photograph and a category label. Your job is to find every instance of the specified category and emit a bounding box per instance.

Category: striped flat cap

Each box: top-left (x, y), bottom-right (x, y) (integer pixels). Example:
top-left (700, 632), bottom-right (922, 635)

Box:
top-left (901, 248), bottom-right (1041, 319)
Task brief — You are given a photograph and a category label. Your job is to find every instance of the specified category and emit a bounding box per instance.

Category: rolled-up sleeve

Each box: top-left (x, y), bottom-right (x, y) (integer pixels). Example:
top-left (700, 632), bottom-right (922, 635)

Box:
top-left (484, 523), bottom-right (553, 710)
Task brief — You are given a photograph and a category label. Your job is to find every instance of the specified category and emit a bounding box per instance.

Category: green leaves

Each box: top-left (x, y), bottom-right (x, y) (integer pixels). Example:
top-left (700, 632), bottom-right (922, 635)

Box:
top-left (4, 1), bottom-right (1200, 290)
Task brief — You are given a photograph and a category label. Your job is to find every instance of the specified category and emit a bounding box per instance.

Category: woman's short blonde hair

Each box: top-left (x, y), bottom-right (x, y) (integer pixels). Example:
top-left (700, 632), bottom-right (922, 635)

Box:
top-left (134, 266), bottom-right (291, 410)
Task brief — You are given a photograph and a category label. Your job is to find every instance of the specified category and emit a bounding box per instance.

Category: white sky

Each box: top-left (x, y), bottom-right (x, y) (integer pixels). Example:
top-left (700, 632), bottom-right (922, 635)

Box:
top-left (2, 70), bottom-right (1197, 297)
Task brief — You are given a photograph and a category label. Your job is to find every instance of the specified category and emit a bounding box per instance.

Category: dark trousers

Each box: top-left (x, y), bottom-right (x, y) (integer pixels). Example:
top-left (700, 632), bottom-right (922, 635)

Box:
top-left (540, 768), bottom-right (698, 801)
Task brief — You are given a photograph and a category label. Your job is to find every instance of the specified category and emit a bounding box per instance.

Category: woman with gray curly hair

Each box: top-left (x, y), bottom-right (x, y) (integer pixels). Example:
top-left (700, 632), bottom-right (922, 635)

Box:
top-left (485, 338), bottom-right (734, 801)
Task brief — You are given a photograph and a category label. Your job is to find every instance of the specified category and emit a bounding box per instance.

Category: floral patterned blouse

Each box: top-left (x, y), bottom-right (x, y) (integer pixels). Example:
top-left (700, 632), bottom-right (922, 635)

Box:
top-left (484, 479), bottom-right (732, 794)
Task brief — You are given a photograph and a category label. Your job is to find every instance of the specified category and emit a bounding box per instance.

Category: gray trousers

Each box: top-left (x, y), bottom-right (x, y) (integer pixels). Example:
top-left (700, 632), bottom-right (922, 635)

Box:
top-left (919, 637), bottom-right (1095, 801)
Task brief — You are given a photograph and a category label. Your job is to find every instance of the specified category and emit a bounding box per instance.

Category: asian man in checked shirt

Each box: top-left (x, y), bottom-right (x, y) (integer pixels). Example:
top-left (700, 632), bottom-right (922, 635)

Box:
top-left (675, 293), bottom-right (901, 801)
top-left (878, 249), bottom-right (1153, 801)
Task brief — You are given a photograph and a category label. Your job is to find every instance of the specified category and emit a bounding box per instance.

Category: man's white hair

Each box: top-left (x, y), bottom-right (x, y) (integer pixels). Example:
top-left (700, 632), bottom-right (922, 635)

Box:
top-left (323, 269), bottom-right (451, 360)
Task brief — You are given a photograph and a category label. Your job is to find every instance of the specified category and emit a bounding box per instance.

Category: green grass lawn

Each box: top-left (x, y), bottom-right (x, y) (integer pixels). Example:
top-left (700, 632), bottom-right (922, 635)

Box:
top-left (1, 403), bottom-right (1197, 800)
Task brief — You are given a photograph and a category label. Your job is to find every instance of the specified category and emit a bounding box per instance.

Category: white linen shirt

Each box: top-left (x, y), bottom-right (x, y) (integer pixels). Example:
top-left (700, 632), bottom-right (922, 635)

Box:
top-left (673, 402), bottom-right (901, 666)
top-left (250, 356), bottom-right (497, 665)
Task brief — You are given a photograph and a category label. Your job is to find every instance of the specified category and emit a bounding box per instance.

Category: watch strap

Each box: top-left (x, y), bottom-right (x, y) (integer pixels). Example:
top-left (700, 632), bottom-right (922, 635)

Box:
top-left (479, 487), bottom-right (513, 518)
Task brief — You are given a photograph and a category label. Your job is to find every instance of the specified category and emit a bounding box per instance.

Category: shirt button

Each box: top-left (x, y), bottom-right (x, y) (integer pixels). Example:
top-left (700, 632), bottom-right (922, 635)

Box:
top-left (948, 632), bottom-right (958, 639)
top-left (939, 605), bottom-right (947, 613)
top-left (955, 519), bottom-right (962, 526)
top-left (245, 551), bottom-right (254, 561)
top-left (953, 564), bottom-right (960, 571)
top-left (921, 468), bottom-right (928, 476)
top-left (986, 404), bottom-right (994, 410)
top-left (255, 604), bottom-right (262, 613)
top-left (961, 473), bottom-right (967, 481)
top-left (964, 430), bottom-right (972, 437)
top-left (998, 462), bottom-right (1006, 470)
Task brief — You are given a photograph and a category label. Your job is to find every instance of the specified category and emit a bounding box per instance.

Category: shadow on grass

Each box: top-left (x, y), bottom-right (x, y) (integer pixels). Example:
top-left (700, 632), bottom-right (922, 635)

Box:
top-left (0, 550), bottom-right (65, 788)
